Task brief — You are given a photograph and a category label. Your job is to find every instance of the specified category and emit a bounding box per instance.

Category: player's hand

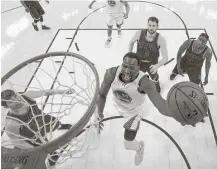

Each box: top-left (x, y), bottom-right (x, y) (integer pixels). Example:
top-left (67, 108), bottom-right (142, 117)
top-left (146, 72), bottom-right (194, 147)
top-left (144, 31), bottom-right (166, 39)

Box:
top-left (45, 0), bottom-right (49, 4)
top-left (149, 64), bottom-right (159, 74)
top-left (177, 63), bottom-right (184, 76)
top-left (65, 88), bottom-right (75, 95)
top-left (123, 13), bottom-right (128, 19)
top-left (203, 76), bottom-right (208, 85)
top-left (25, 8), bottom-right (30, 13)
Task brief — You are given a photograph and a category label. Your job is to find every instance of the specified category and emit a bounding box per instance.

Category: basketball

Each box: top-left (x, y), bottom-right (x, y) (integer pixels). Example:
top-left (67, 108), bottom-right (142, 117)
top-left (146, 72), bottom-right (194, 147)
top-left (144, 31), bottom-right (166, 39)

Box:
top-left (167, 81), bottom-right (209, 126)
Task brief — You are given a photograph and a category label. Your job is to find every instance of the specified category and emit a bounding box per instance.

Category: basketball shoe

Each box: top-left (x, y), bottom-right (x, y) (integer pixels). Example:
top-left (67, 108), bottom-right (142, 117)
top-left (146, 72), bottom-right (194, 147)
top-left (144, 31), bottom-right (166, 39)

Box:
top-left (134, 141), bottom-right (144, 166)
top-left (105, 37), bottom-right (112, 48)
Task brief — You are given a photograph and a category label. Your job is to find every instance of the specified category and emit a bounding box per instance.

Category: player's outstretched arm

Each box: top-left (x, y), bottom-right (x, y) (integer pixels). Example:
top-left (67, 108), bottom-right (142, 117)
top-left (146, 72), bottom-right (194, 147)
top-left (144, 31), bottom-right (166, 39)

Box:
top-left (96, 67), bottom-right (117, 117)
top-left (158, 36), bottom-right (168, 67)
top-left (203, 48), bottom-right (212, 85)
top-left (139, 75), bottom-right (172, 117)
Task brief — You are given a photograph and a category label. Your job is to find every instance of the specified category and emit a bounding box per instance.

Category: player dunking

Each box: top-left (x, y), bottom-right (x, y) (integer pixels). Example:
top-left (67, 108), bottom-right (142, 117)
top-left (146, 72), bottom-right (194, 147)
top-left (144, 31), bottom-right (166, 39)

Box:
top-left (95, 52), bottom-right (172, 166)
top-left (20, 0), bottom-right (50, 31)
top-left (170, 33), bottom-right (212, 85)
top-left (88, 0), bottom-right (130, 47)
top-left (1, 89), bottom-right (73, 167)
top-left (128, 17), bottom-right (168, 92)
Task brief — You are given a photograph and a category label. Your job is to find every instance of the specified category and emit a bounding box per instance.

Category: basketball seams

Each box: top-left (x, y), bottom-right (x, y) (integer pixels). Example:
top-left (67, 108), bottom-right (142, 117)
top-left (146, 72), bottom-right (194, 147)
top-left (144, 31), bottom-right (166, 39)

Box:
top-left (177, 87), bottom-right (204, 119)
top-left (177, 85), bottom-right (207, 98)
top-left (174, 86), bottom-right (189, 123)
top-left (178, 84), bottom-right (208, 113)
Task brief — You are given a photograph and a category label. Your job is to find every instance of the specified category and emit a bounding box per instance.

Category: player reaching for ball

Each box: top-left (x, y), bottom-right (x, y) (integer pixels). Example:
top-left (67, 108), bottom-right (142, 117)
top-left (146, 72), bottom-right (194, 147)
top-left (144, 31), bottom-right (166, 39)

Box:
top-left (170, 33), bottom-right (212, 85)
top-left (94, 52), bottom-right (209, 165)
top-left (88, 0), bottom-right (130, 48)
top-left (1, 89), bottom-right (73, 167)
top-left (94, 52), bottom-right (172, 166)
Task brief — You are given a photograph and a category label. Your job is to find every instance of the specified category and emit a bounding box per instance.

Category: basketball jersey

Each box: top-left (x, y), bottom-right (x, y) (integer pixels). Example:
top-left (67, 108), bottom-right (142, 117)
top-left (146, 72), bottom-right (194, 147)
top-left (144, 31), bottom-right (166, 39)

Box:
top-left (137, 29), bottom-right (160, 64)
top-left (183, 40), bottom-right (208, 68)
top-left (111, 66), bottom-right (146, 113)
top-left (24, 0), bottom-right (40, 7)
top-left (106, 0), bottom-right (124, 15)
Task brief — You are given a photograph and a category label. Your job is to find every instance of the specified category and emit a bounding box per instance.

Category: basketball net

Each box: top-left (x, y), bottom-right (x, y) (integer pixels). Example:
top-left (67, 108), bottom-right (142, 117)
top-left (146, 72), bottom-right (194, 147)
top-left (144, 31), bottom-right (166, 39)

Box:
top-left (1, 52), bottom-right (100, 169)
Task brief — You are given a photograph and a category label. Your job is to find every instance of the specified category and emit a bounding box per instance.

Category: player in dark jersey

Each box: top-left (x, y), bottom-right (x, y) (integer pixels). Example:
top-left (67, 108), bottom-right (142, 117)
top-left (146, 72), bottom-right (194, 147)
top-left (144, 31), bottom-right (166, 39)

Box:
top-left (128, 17), bottom-right (168, 92)
top-left (20, 0), bottom-right (50, 31)
top-left (1, 89), bottom-right (73, 166)
top-left (170, 33), bottom-right (212, 85)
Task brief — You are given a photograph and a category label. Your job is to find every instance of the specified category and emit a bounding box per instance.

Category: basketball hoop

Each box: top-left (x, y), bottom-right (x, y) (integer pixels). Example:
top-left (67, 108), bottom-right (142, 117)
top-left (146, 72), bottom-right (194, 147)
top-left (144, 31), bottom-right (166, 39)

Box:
top-left (1, 52), bottom-right (100, 169)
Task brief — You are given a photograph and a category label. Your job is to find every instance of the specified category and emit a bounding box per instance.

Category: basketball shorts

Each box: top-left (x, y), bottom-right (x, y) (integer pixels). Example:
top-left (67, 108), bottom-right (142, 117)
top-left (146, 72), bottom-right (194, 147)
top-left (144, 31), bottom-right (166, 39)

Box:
top-left (172, 58), bottom-right (202, 84)
top-left (106, 13), bottom-right (124, 26)
top-left (123, 115), bottom-right (141, 132)
top-left (29, 4), bottom-right (45, 20)
top-left (140, 61), bottom-right (159, 81)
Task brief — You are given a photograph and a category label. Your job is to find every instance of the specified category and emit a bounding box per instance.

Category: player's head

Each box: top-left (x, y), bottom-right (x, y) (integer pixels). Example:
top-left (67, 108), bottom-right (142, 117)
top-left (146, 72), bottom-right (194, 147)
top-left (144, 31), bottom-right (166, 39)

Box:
top-left (1, 89), bottom-right (23, 109)
top-left (196, 33), bottom-right (209, 48)
top-left (147, 16), bottom-right (159, 34)
top-left (121, 52), bottom-right (141, 83)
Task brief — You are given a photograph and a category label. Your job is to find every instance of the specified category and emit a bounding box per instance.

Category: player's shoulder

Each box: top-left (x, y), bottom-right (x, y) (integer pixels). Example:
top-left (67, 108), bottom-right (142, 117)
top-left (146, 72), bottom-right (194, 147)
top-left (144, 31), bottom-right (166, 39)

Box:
top-left (138, 74), bottom-right (150, 87)
top-left (104, 66), bottom-right (118, 83)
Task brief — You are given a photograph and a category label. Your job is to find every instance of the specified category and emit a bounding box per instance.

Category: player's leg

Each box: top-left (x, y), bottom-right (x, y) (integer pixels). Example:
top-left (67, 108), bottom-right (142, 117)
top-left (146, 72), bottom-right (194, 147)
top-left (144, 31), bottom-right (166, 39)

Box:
top-left (29, 6), bottom-right (41, 31)
top-left (170, 58), bottom-right (186, 80)
top-left (123, 115), bottom-right (144, 166)
top-left (105, 14), bottom-right (114, 47)
top-left (35, 4), bottom-right (50, 30)
top-left (115, 14), bottom-right (124, 37)
top-left (39, 16), bottom-right (50, 30)
top-left (186, 68), bottom-right (202, 85)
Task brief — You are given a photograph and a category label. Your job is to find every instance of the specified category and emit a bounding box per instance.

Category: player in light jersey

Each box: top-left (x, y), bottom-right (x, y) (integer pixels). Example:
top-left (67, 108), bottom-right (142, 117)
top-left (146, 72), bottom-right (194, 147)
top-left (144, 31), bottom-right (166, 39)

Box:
top-left (88, 0), bottom-right (130, 47)
top-left (170, 33), bottom-right (212, 85)
top-left (95, 52), bottom-right (172, 166)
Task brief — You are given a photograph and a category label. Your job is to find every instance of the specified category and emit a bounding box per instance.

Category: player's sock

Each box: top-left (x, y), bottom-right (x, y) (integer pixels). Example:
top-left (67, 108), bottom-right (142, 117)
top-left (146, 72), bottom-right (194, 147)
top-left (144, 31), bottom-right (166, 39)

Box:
top-left (105, 37), bottom-right (112, 48)
top-left (32, 22), bottom-right (39, 31)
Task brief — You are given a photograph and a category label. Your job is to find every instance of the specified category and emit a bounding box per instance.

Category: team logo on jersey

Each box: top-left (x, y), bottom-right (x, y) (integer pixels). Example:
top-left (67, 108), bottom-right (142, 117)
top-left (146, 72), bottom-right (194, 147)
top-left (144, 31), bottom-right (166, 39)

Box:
top-left (108, 0), bottom-right (116, 6)
top-left (113, 89), bottom-right (132, 103)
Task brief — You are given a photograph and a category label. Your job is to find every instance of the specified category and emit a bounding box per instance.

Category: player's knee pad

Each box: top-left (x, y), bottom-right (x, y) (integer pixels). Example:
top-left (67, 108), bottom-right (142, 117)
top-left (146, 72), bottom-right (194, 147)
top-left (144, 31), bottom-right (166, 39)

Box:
top-left (124, 129), bottom-right (137, 141)
top-left (39, 16), bottom-right (43, 22)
